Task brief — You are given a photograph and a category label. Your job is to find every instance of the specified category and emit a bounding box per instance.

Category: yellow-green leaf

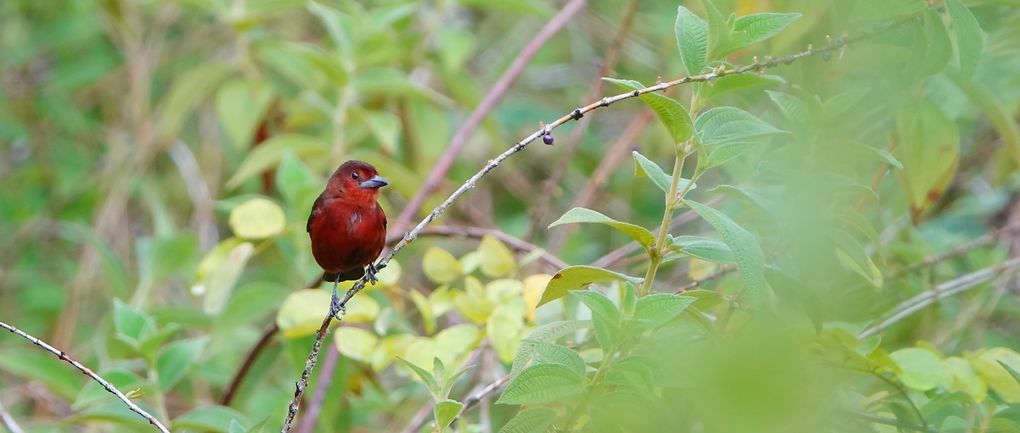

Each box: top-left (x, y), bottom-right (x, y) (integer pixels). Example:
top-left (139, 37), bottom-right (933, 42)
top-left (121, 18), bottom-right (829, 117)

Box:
top-left (890, 348), bottom-right (949, 391)
top-left (971, 347), bottom-right (1020, 403)
top-left (423, 247), bottom-right (463, 284)
top-left (229, 198), bottom-right (286, 240)
top-left (334, 327), bottom-right (377, 363)
top-left (487, 300), bottom-right (526, 363)
top-left (522, 274), bottom-right (552, 322)
top-left (276, 290), bottom-right (330, 338)
top-left (200, 241), bottom-right (254, 315)
top-left (343, 296), bottom-right (380, 324)
top-left (539, 266), bottom-right (640, 307)
top-left (946, 356), bottom-right (987, 402)
top-left (478, 235), bottom-right (516, 278)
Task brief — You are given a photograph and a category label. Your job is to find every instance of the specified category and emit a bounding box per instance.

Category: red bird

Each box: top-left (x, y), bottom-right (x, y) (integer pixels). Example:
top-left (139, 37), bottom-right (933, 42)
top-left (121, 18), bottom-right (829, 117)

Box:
top-left (307, 160), bottom-right (389, 315)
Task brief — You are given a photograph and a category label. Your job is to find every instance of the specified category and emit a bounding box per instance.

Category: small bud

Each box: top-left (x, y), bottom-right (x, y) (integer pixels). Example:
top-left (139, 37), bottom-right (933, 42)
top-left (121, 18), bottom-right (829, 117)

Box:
top-left (821, 50), bottom-right (832, 62)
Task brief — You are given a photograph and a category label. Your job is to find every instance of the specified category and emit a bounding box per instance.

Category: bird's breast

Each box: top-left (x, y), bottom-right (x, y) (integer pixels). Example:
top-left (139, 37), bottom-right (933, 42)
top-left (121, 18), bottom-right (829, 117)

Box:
top-left (309, 202), bottom-right (386, 273)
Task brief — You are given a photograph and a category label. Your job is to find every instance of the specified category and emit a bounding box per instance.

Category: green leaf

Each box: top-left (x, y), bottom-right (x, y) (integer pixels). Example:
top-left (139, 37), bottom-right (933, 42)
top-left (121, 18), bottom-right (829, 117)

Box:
top-left (945, 0), bottom-right (983, 77)
top-left (549, 207), bottom-right (656, 250)
top-left (849, 0), bottom-right (925, 22)
top-left (684, 200), bottom-right (765, 300)
top-left (539, 266), bottom-right (641, 306)
top-left (632, 151), bottom-right (672, 192)
top-left (172, 406), bottom-right (250, 433)
top-left (867, 147), bottom-right (904, 170)
top-left (497, 364), bottom-right (585, 405)
top-left (675, 6), bottom-right (708, 75)
top-left (728, 13), bottom-right (801, 53)
top-left (522, 320), bottom-right (590, 343)
top-left (890, 348), bottom-right (950, 391)
top-left (700, 74), bottom-right (785, 101)
top-left (113, 299), bottom-right (153, 345)
top-left (945, 357), bottom-right (987, 401)
top-left (275, 289), bottom-right (330, 338)
top-left (0, 348), bottom-right (82, 400)
top-left (488, 301), bottom-right (527, 363)
top-left (632, 151), bottom-right (695, 194)
top-left (423, 247), bottom-right (464, 284)
top-left (398, 357), bottom-right (441, 397)
top-left (479, 235), bottom-right (517, 278)
top-left (497, 408), bottom-right (557, 433)
top-left (972, 348), bottom-right (1020, 403)
top-left (695, 106), bottom-right (785, 146)
top-left (215, 79), bottom-right (274, 149)
top-left (604, 78), bottom-right (693, 144)
top-left (511, 340), bottom-right (586, 377)
top-left (434, 399), bottom-right (463, 432)
top-left (894, 99), bottom-right (959, 220)
top-left (156, 337), bottom-right (208, 390)
top-left (226, 134), bottom-right (327, 189)
top-left (158, 62), bottom-right (231, 139)
top-left (704, 0), bottom-right (732, 59)
top-left (669, 235), bottom-right (734, 263)
top-left (200, 241), bottom-right (254, 315)
top-left (573, 291), bottom-right (622, 351)
top-left (632, 293), bottom-right (695, 329)
top-left (229, 198), bottom-right (286, 240)
top-left (766, 90), bottom-right (809, 124)
top-left (916, 10), bottom-right (952, 77)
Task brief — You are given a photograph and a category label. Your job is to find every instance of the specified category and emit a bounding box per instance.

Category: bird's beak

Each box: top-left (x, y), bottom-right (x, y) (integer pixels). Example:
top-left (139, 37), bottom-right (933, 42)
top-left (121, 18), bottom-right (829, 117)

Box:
top-left (359, 175), bottom-right (389, 189)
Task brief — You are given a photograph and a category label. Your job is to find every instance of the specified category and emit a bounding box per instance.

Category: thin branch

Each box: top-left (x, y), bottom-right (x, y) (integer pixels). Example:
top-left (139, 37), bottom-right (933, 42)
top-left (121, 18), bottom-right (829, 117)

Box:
top-left (591, 199), bottom-right (719, 269)
top-left (387, 225), bottom-right (568, 270)
top-left (221, 322), bottom-right (279, 406)
top-left (282, 17), bottom-right (914, 433)
top-left (0, 400), bottom-right (25, 433)
top-left (0, 321), bottom-right (171, 433)
top-left (459, 376), bottom-right (509, 417)
top-left (846, 411), bottom-right (938, 433)
top-left (859, 256), bottom-right (1020, 339)
top-left (674, 265), bottom-right (736, 293)
top-left (393, 0), bottom-right (588, 230)
top-left (294, 348), bottom-right (340, 433)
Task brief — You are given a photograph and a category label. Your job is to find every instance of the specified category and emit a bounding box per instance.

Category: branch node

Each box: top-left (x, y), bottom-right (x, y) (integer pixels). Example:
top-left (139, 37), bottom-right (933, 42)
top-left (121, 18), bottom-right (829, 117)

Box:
top-left (571, 109), bottom-right (584, 120)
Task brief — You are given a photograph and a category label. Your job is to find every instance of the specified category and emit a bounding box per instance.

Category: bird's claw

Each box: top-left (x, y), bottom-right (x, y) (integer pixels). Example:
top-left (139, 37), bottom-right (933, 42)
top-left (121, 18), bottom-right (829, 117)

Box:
top-left (365, 263), bottom-right (386, 285)
top-left (329, 289), bottom-right (346, 320)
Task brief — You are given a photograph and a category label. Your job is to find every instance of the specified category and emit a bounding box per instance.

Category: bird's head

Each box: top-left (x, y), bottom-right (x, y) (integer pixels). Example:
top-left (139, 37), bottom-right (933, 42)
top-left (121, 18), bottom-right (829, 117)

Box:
top-left (325, 160), bottom-right (389, 203)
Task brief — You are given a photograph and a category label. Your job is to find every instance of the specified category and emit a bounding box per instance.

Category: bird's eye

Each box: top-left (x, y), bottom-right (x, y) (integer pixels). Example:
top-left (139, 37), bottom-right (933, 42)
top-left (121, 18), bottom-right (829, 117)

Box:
top-left (352, 172), bottom-right (360, 180)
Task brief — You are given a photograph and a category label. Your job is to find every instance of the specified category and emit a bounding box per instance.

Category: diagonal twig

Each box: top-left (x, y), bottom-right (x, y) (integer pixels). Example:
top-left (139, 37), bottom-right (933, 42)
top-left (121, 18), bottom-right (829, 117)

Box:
top-left (0, 321), bottom-right (171, 433)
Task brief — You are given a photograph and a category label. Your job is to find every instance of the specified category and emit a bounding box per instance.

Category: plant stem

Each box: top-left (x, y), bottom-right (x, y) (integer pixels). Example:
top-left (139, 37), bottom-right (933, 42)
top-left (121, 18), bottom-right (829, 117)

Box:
top-left (640, 145), bottom-right (691, 296)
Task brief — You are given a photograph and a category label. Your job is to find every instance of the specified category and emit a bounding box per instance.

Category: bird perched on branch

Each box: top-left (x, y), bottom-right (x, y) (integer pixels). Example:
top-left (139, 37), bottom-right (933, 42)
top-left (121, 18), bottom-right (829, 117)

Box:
top-left (307, 160), bottom-right (389, 316)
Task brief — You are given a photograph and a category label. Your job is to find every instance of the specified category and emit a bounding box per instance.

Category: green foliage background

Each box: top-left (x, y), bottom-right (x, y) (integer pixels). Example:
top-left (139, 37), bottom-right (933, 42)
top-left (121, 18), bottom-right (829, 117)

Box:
top-left (3, 0), bottom-right (1020, 432)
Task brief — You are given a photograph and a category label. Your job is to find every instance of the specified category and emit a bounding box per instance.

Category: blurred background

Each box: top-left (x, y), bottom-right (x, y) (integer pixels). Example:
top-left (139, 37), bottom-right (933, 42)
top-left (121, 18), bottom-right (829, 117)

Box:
top-left (3, 0), bottom-right (1020, 432)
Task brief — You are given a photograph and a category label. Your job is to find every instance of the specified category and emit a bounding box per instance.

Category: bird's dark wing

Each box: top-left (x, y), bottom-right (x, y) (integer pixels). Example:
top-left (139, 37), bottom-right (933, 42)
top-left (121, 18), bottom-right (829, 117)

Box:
top-left (322, 267), bottom-right (366, 283)
top-left (307, 193), bottom-right (325, 233)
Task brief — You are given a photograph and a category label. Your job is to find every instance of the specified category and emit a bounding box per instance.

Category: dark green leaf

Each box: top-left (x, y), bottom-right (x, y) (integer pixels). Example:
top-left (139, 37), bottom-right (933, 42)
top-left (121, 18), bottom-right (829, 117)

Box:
top-left (675, 6), bottom-right (708, 75)
top-left (684, 200), bottom-right (766, 300)
top-left (512, 340), bottom-right (586, 378)
top-left (497, 408), bottom-right (557, 433)
top-left (497, 364), bottom-right (585, 405)
top-left (434, 399), bottom-right (463, 432)
top-left (696, 106), bottom-right (785, 145)
top-left (549, 207), bottom-right (656, 250)
top-left (729, 13), bottom-right (801, 53)
top-left (573, 291), bottom-right (622, 351)
top-left (398, 357), bottom-right (441, 397)
top-left (632, 293), bottom-right (695, 329)
top-left (669, 235), bottom-right (734, 263)
top-left (604, 78), bottom-right (693, 144)
top-left (172, 406), bottom-right (251, 433)
top-left (156, 337), bottom-right (208, 390)
top-left (113, 299), bottom-right (153, 345)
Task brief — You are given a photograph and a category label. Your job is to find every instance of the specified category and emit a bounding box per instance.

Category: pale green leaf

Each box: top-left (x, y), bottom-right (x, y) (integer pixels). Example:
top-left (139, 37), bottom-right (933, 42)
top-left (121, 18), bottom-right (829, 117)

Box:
top-left (398, 357), bottom-right (441, 397)
top-left (275, 289), bottom-right (330, 338)
top-left (971, 348), bottom-right (1020, 403)
top-left (890, 347), bottom-right (950, 391)
top-left (894, 99), bottom-right (959, 220)
top-left (215, 79), bottom-right (274, 149)
top-left (669, 235), bottom-right (734, 263)
top-left (632, 151), bottom-right (695, 193)
top-left (229, 197), bottom-right (286, 240)
top-left (945, 0), bottom-right (983, 77)
top-left (573, 291), bottom-right (621, 351)
top-left (200, 241), bottom-right (254, 315)
top-left (511, 340), bottom-right (585, 378)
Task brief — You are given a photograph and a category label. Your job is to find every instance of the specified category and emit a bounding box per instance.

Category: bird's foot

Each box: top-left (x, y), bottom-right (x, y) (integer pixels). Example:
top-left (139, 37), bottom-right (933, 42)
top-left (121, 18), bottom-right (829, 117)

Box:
top-left (365, 262), bottom-right (386, 285)
top-left (329, 285), bottom-right (346, 320)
